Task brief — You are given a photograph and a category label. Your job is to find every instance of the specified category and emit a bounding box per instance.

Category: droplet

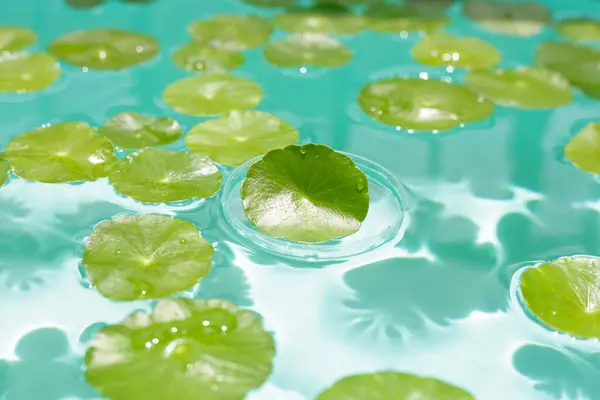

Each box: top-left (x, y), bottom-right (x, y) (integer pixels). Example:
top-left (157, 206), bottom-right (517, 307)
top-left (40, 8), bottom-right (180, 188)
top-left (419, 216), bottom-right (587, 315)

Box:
top-left (299, 147), bottom-right (307, 158)
top-left (179, 238), bottom-right (187, 244)
top-left (356, 182), bottom-right (366, 193)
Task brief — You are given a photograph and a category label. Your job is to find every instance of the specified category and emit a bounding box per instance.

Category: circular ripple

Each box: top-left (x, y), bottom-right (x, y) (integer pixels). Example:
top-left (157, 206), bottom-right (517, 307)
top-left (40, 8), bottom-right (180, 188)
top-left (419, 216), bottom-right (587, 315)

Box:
top-left (220, 152), bottom-right (406, 261)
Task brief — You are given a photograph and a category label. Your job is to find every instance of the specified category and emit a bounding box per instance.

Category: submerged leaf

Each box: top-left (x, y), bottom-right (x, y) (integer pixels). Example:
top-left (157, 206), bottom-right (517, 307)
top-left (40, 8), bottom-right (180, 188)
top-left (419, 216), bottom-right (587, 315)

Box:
top-left (565, 123), bottom-right (600, 174)
top-left (189, 15), bottom-right (273, 51)
top-left (463, 0), bottom-right (551, 37)
top-left (172, 42), bottom-right (245, 73)
top-left (0, 53), bottom-right (60, 93)
top-left (263, 33), bottom-right (353, 68)
top-left (99, 112), bottom-right (181, 149)
top-left (366, 4), bottom-right (450, 32)
top-left (274, 4), bottom-right (366, 35)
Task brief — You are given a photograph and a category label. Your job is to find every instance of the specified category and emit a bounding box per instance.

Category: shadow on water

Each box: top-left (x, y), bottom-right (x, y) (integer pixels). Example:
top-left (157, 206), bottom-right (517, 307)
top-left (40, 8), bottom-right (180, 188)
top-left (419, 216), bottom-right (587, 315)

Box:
top-left (0, 328), bottom-right (98, 400)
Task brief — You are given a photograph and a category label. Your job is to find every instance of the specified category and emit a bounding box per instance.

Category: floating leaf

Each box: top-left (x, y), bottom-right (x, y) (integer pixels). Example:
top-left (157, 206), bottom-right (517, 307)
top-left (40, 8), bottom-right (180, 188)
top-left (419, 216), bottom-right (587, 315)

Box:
top-left (85, 298), bottom-right (275, 399)
top-left (520, 256), bottom-right (600, 339)
top-left (98, 112), bottom-right (181, 149)
top-left (162, 74), bottom-right (263, 116)
top-left (565, 122), bottom-right (600, 174)
top-left (406, 0), bottom-right (454, 8)
top-left (5, 122), bottom-right (117, 183)
top-left (358, 77), bottom-right (494, 131)
top-left (243, 0), bottom-right (296, 7)
top-left (48, 29), bottom-right (159, 70)
top-left (366, 4), bottom-right (451, 33)
top-left (0, 161), bottom-right (8, 187)
top-left (82, 214), bottom-right (214, 300)
top-left (317, 372), bottom-right (474, 399)
top-left (185, 110), bottom-right (299, 166)
top-left (65, 0), bottom-right (103, 7)
top-left (463, 0), bottom-right (551, 37)
top-left (556, 18), bottom-right (600, 41)
top-left (411, 32), bottom-right (500, 69)
top-left (274, 4), bottom-right (366, 35)
top-left (0, 26), bottom-right (37, 52)
top-left (109, 147), bottom-right (221, 203)
top-left (0, 53), bottom-right (60, 93)
top-left (172, 42), bottom-right (244, 73)
top-left (264, 33), bottom-right (352, 68)
top-left (465, 67), bottom-right (573, 109)
top-left (188, 15), bottom-right (273, 51)
top-left (241, 144), bottom-right (369, 243)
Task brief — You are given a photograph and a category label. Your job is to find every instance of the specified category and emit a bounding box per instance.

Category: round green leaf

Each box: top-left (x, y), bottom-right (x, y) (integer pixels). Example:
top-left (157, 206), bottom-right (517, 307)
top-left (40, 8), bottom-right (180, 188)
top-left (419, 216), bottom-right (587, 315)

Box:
top-left (411, 32), bottom-right (500, 69)
top-left (5, 122), bottom-right (117, 183)
top-left (48, 29), bottom-right (159, 70)
top-left (0, 161), bottom-right (9, 187)
top-left (98, 112), bottom-right (181, 149)
top-left (556, 18), bottom-right (600, 41)
top-left (463, 0), bottom-right (551, 37)
top-left (185, 110), bottom-right (299, 167)
top-left (0, 53), bottom-right (60, 93)
top-left (274, 4), bottom-right (366, 35)
top-left (162, 74), bottom-right (263, 116)
top-left (317, 372), bottom-right (474, 400)
top-left (243, 0), bottom-right (296, 7)
top-left (0, 26), bottom-right (37, 52)
top-left (85, 298), bottom-right (275, 400)
top-left (535, 41), bottom-right (600, 99)
top-left (264, 33), bottom-right (352, 68)
top-left (171, 42), bottom-right (244, 73)
top-left (366, 4), bottom-right (451, 33)
top-left (241, 144), bottom-right (370, 243)
top-left (82, 214), bottom-right (213, 301)
top-left (520, 256), bottom-right (600, 338)
top-left (564, 122), bottom-right (600, 174)
top-left (65, 0), bottom-right (103, 7)
top-left (109, 147), bottom-right (222, 203)
top-left (465, 67), bottom-right (573, 109)
top-left (358, 77), bottom-right (494, 131)
top-left (188, 15), bottom-right (273, 51)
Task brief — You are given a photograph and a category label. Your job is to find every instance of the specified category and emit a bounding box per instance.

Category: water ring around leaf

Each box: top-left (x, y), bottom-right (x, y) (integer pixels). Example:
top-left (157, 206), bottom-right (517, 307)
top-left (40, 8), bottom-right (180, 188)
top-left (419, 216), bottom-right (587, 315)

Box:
top-left (220, 151), bottom-right (407, 261)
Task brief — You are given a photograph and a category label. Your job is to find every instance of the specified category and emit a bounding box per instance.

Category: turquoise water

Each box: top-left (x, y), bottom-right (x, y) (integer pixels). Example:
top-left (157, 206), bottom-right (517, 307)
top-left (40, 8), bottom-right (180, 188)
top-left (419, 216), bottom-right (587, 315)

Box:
top-left (2, 0), bottom-right (600, 399)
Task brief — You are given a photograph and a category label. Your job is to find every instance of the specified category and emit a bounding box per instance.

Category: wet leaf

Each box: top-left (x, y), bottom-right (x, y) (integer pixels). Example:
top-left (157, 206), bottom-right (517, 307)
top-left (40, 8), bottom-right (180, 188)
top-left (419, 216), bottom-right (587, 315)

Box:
top-left (0, 161), bottom-right (8, 187)
top-left (0, 53), bottom-right (60, 93)
top-left (556, 18), bottom-right (600, 41)
top-left (99, 112), bottom-right (181, 149)
top-left (172, 42), bottom-right (244, 73)
top-left (366, 4), bottom-right (451, 33)
top-left (274, 4), bottom-right (366, 35)
top-left (263, 33), bottom-right (353, 68)
top-left (0, 26), bottom-right (37, 52)
top-left (463, 0), bottom-right (551, 37)
top-left (565, 122), bottom-right (600, 174)
top-left (189, 15), bottom-right (273, 51)
top-left (411, 32), bottom-right (500, 69)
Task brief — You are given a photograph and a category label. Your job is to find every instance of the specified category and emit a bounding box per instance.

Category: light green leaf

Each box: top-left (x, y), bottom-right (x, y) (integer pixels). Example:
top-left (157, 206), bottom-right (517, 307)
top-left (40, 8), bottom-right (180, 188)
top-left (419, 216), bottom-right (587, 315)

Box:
top-left (317, 372), bottom-right (474, 400)
top-left (564, 123), bottom-right (600, 174)
top-left (520, 256), bottom-right (600, 339)
top-left (0, 161), bottom-right (9, 187)
top-left (241, 144), bottom-right (369, 243)
top-left (172, 42), bottom-right (244, 73)
top-left (243, 0), bottom-right (296, 7)
top-left (185, 110), bottom-right (299, 167)
top-left (0, 53), bottom-right (60, 93)
top-left (0, 26), bottom-right (37, 52)
top-left (48, 29), bottom-right (159, 70)
top-left (366, 4), bottom-right (451, 33)
top-left (264, 33), bottom-right (353, 68)
top-left (85, 298), bottom-right (275, 400)
top-left (162, 74), bottom-right (263, 116)
top-left (274, 4), bottom-right (366, 35)
top-left (556, 18), bottom-right (600, 41)
top-left (465, 67), bottom-right (573, 109)
top-left (411, 32), bottom-right (500, 69)
top-left (108, 147), bottom-right (221, 203)
top-left (358, 77), bottom-right (494, 131)
top-left (5, 122), bottom-right (117, 183)
top-left (99, 112), bottom-right (181, 149)
top-left (188, 15), bottom-right (273, 51)
top-left (463, 0), bottom-right (551, 37)
top-left (82, 214), bottom-right (213, 301)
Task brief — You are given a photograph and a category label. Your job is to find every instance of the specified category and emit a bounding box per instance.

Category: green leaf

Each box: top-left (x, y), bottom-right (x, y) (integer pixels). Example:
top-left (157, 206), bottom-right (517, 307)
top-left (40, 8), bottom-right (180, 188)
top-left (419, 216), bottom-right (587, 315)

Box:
top-left (243, 0), bottom-right (296, 7)
top-left (465, 67), bottom-right (573, 109)
top-left (556, 18), bottom-right (600, 41)
top-left (535, 42), bottom-right (600, 100)
top-left (98, 112), bottom-right (181, 149)
top-left (82, 214), bottom-right (214, 301)
top-left (411, 32), bottom-right (500, 69)
top-left (185, 110), bottom-right (299, 167)
top-left (564, 122), bottom-right (600, 174)
top-left (0, 161), bottom-right (9, 187)
top-left (171, 42), bottom-right (245, 73)
top-left (358, 77), bottom-right (494, 131)
top-left (0, 26), bottom-right (37, 52)
top-left (263, 33), bottom-right (353, 68)
top-left (366, 4), bottom-right (451, 33)
top-left (188, 15), bottom-right (273, 51)
top-left (241, 144), bottom-right (369, 243)
top-left (5, 122), bottom-right (117, 183)
top-left (274, 4), bottom-right (366, 35)
top-left (162, 74), bottom-right (263, 116)
top-left (519, 256), bottom-right (600, 339)
top-left (65, 0), bottom-right (103, 7)
top-left (317, 372), bottom-right (474, 400)
top-left (108, 147), bottom-right (222, 203)
top-left (463, 0), bottom-right (551, 37)
top-left (48, 29), bottom-right (159, 70)
top-left (0, 53), bottom-right (60, 93)
top-left (85, 298), bottom-right (275, 400)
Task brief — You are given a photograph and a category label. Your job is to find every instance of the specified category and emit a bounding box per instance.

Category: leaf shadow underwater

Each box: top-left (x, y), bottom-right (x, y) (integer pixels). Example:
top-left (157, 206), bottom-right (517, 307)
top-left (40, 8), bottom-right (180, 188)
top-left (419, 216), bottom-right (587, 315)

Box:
top-left (0, 327), bottom-right (99, 400)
